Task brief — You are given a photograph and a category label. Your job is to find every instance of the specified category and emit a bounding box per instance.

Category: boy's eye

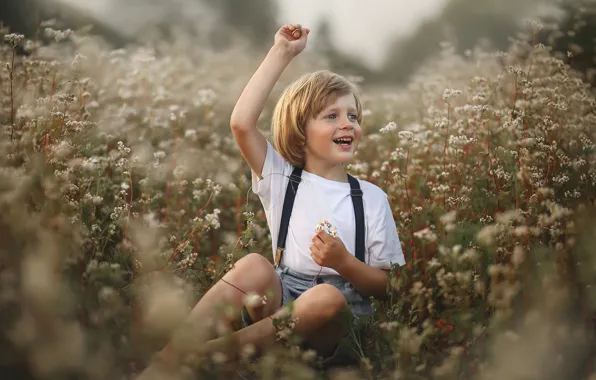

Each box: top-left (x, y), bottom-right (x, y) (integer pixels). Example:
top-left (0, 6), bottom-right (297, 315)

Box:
top-left (324, 113), bottom-right (358, 121)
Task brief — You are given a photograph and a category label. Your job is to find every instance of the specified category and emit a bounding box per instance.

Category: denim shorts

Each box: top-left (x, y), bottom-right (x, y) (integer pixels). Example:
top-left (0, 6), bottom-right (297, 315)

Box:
top-left (273, 264), bottom-right (373, 317)
top-left (240, 264), bottom-right (372, 366)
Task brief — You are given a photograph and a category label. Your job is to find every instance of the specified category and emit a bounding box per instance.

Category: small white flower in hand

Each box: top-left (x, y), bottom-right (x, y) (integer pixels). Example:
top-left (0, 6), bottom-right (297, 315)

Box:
top-left (310, 221), bottom-right (348, 270)
top-left (315, 220), bottom-right (338, 238)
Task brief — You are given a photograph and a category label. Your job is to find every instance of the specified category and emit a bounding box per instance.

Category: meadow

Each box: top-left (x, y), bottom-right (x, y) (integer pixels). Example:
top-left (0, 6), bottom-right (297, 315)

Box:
top-left (1, 20), bottom-right (595, 380)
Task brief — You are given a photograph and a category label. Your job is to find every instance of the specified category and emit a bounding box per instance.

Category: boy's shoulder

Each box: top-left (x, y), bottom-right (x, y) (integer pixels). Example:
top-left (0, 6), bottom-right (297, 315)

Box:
top-left (352, 176), bottom-right (389, 206)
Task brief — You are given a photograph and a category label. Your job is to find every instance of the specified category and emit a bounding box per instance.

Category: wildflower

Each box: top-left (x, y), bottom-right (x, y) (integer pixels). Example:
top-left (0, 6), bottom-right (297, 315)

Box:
top-left (413, 227), bottom-right (437, 242)
top-left (184, 129), bottom-right (197, 139)
top-left (380, 122), bottom-right (397, 134)
top-left (178, 252), bottom-right (198, 269)
top-left (71, 53), bottom-right (88, 69)
top-left (196, 88), bottom-right (216, 105)
top-left (40, 19), bottom-right (57, 27)
top-left (436, 318), bottom-right (454, 332)
top-left (390, 148), bottom-right (406, 161)
top-left (410, 281), bottom-right (424, 296)
top-left (379, 321), bottom-right (399, 332)
top-left (44, 27), bottom-right (73, 42)
top-left (477, 225), bottom-right (500, 246)
top-left (398, 131), bottom-right (414, 140)
top-left (3, 33), bottom-right (25, 47)
top-left (399, 327), bottom-right (423, 355)
top-left (513, 226), bottom-right (529, 237)
top-left (84, 193), bottom-right (103, 205)
top-left (315, 220), bottom-right (338, 237)
top-left (301, 349), bottom-right (317, 362)
top-left (442, 88), bottom-right (462, 101)
top-left (435, 117), bottom-right (449, 129)
top-left (211, 352), bottom-right (227, 364)
top-left (427, 258), bottom-right (441, 268)
top-left (512, 245), bottom-right (526, 267)
top-left (205, 209), bottom-right (221, 230)
top-left (244, 293), bottom-right (264, 309)
top-left (240, 344), bottom-right (256, 360)
top-left (440, 210), bottom-right (457, 225)
top-left (99, 287), bottom-right (116, 301)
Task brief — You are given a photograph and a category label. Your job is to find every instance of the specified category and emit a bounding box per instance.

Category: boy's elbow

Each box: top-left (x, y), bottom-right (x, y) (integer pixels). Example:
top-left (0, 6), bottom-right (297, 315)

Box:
top-left (229, 110), bottom-right (241, 129)
top-left (229, 116), bottom-right (242, 130)
top-left (230, 118), bottom-right (253, 132)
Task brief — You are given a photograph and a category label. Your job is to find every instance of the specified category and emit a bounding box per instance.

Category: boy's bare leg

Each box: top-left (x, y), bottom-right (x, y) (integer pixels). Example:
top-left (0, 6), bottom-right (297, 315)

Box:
top-left (200, 283), bottom-right (350, 361)
top-left (139, 253), bottom-right (282, 374)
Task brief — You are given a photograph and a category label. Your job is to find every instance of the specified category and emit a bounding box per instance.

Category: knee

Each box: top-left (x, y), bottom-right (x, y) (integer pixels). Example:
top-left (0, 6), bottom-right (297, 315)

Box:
top-left (314, 284), bottom-right (348, 319)
top-left (228, 253), bottom-right (277, 293)
top-left (234, 252), bottom-right (271, 272)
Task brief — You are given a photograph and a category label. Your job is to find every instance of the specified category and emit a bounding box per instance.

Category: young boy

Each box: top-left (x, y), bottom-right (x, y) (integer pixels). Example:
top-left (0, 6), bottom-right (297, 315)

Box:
top-left (139, 23), bottom-right (405, 376)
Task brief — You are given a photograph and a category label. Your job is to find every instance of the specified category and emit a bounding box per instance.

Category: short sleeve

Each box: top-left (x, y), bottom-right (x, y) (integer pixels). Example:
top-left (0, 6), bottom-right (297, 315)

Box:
top-left (367, 196), bottom-right (406, 269)
top-left (251, 141), bottom-right (292, 208)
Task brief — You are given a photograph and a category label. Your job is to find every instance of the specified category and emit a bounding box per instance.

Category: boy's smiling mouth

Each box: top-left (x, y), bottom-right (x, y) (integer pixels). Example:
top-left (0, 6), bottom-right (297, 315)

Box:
top-left (332, 136), bottom-right (354, 151)
top-left (332, 136), bottom-right (353, 145)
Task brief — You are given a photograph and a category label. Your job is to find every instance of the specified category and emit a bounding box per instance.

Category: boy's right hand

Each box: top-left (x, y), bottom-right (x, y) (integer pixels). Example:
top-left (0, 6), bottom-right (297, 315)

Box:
top-left (273, 24), bottom-right (310, 58)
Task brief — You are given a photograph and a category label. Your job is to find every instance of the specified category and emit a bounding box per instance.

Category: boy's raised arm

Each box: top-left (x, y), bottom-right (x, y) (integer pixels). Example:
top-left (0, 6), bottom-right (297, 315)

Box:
top-left (230, 24), bottom-right (309, 177)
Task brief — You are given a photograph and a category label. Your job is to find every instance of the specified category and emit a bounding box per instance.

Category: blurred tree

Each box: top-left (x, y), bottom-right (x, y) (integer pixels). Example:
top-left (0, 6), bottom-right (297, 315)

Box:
top-left (3, 0), bottom-right (593, 87)
top-left (1, 0), bottom-right (37, 37)
top-left (201, 0), bottom-right (279, 49)
top-left (0, 0), bottom-right (130, 48)
top-left (1, 0), bottom-right (279, 52)
top-left (354, 0), bottom-right (596, 86)
top-left (537, 0), bottom-right (596, 86)
top-left (374, 0), bottom-right (540, 84)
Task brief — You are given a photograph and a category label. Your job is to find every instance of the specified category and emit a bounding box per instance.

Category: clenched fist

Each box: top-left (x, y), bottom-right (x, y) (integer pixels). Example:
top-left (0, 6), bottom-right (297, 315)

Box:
top-left (273, 23), bottom-right (310, 58)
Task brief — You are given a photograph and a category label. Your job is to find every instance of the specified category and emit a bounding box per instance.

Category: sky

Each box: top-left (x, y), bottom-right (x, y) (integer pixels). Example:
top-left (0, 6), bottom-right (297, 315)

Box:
top-left (276, 0), bottom-right (447, 69)
top-left (51, 0), bottom-right (448, 69)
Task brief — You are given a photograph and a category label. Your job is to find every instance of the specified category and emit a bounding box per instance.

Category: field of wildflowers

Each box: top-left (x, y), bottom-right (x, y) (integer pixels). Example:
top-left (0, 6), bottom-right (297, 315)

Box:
top-left (1, 18), bottom-right (595, 380)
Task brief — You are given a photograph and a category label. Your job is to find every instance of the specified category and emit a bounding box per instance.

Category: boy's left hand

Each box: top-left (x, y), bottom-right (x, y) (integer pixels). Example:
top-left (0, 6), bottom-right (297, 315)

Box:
top-left (309, 230), bottom-right (350, 270)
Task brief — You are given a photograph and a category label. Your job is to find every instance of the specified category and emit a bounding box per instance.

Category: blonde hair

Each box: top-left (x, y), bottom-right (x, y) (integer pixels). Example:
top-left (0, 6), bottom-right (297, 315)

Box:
top-left (271, 70), bottom-right (362, 168)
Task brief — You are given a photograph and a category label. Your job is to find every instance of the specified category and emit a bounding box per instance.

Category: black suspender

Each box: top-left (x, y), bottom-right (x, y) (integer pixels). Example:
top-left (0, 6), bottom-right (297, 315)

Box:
top-left (274, 166), bottom-right (366, 266)
top-left (347, 174), bottom-right (365, 263)
top-left (275, 167), bottom-right (303, 265)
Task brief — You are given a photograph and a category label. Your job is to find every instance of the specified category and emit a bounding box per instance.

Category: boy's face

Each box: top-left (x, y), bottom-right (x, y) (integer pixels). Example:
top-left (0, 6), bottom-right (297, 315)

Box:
top-left (304, 92), bottom-right (362, 168)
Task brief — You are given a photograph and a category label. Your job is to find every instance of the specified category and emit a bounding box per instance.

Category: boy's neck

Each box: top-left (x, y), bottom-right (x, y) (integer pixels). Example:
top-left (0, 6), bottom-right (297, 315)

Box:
top-left (302, 160), bottom-right (348, 183)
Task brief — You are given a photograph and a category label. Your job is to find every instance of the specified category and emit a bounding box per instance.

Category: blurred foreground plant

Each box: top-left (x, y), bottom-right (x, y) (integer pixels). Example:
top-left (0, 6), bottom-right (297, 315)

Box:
top-left (0, 15), bottom-right (595, 380)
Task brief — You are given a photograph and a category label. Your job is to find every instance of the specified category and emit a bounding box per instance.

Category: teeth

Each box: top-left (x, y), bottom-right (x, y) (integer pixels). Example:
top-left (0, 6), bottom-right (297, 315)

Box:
top-left (334, 138), bottom-right (352, 144)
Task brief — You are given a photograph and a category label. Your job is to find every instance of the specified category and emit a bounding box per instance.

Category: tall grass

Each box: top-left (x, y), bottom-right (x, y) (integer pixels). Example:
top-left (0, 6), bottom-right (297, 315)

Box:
top-left (0, 17), bottom-right (594, 380)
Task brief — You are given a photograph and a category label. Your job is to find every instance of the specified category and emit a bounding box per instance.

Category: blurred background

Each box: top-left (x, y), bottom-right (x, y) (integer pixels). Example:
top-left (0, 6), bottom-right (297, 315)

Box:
top-left (1, 0), bottom-right (595, 85)
top-left (1, 2), bottom-right (595, 379)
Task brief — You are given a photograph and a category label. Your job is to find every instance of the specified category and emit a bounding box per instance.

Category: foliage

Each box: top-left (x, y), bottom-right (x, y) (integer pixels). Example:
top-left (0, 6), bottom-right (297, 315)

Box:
top-left (0, 18), bottom-right (595, 380)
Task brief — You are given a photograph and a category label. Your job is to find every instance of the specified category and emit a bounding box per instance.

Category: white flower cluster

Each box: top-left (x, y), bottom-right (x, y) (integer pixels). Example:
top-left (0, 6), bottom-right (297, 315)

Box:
top-left (380, 121), bottom-right (398, 134)
top-left (204, 209), bottom-right (221, 230)
top-left (178, 252), bottom-right (198, 269)
top-left (3, 33), bottom-right (25, 47)
top-left (315, 220), bottom-right (338, 237)
top-left (44, 28), bottom-right (73, 42)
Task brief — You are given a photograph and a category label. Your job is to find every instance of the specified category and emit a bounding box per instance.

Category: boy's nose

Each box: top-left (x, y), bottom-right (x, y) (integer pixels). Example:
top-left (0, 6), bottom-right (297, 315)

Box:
top-left (340, 117), bottom-right (354, 128)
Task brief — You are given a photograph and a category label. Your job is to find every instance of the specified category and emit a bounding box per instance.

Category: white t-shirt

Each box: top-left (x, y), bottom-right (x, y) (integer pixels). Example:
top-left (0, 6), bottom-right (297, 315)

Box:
top-left (251, 141), bottom-right (406, 277)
